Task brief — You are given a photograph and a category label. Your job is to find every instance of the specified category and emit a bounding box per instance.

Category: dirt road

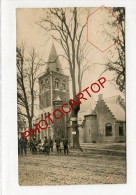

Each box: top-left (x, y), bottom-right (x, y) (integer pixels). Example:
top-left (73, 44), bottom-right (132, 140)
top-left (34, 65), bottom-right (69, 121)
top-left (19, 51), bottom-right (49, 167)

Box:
top-left (19, 152), bottom-right (126, 186)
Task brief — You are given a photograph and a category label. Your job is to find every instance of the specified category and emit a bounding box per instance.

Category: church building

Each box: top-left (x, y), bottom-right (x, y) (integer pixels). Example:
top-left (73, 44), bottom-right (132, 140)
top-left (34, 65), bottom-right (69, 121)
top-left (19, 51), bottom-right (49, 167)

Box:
top-left (38, 44), bottom-right (70, 141)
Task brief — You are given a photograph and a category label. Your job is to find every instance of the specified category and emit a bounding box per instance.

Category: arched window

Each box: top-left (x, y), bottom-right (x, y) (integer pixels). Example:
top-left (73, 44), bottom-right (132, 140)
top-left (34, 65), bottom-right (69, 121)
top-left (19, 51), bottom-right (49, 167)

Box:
top-left (40, 80), bottom-right (45, 92)
top-left (56, 67), bottom-right (60, 72)
top-left (55, 78), bottom-right (59, 89)
top-left (119, 124), bottom-right (123, 136)
top-left (105, 123), bottom-right (112, 136)
top-left (62, 80), bottom-right (66, 90)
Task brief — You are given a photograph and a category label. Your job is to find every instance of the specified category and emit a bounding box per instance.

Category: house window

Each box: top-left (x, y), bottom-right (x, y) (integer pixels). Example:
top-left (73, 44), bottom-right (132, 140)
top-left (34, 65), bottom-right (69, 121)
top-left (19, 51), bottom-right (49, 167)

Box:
top-left (55, 78), bottom-right (59, 89)
top-left (105, 123), bottom-right (112, 136)
top-left (119, 124), bottom-right (123, 136)
top-left (62, 80), bottom-right (66, 90)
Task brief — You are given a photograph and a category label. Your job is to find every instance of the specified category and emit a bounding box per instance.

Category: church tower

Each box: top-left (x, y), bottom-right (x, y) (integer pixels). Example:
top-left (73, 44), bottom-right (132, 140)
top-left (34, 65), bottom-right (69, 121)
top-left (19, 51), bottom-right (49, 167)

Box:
top-left (38, 44), bottom-right (70, 141)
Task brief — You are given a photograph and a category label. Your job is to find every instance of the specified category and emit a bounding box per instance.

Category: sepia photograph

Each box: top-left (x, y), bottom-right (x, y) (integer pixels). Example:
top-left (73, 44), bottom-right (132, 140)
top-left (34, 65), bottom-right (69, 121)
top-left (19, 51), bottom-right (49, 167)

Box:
top-left (16, 7), bottom-right (126, 186)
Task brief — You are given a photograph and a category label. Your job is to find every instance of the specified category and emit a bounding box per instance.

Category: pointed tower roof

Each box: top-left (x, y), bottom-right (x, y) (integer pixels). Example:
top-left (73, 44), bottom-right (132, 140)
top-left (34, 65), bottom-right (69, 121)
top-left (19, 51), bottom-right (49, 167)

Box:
top-left (46, 44), bottom-right (63, 74)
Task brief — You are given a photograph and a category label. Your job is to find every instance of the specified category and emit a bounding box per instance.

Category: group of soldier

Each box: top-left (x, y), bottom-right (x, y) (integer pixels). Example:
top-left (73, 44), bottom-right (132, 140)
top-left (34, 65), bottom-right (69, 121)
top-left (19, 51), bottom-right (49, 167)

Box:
top-left (18, 135), bottom-right (69, 156)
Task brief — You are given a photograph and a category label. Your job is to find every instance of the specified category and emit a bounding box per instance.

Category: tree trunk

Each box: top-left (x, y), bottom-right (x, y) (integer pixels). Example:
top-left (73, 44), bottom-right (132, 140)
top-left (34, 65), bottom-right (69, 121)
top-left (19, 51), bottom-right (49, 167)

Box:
top-left (71, 104), bottom-right (80, 149)
top-left (28, 117), bottom-right (33, 139)
top-left (28, 119), bottom-right (32, 129)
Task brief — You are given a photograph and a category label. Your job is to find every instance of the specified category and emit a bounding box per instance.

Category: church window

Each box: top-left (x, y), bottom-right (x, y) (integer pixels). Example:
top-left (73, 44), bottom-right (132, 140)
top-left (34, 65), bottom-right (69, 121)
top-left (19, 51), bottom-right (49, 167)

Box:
top-left (62, 80), bottom-right (66, 90)
top-left (46, 79), bottom-right (49, 89)
top-left (119, 124), bottom-right (123, 136)
top-left (56, 67), bottom-right (60, 72)
top-left (86, 116), bottom-right (90, 120)
top-left (55, 78), bottom-right (59, 89)
top-left (105, 123), bottom-right (112, 136)
top-left (40, 80), bottom-right (45, 92)
top-left (47, 67), bottom-right (49, 72)
top-left (41, 114), bottom-right (43, 126)
top-left (48, 112), bottom-right (50, 125)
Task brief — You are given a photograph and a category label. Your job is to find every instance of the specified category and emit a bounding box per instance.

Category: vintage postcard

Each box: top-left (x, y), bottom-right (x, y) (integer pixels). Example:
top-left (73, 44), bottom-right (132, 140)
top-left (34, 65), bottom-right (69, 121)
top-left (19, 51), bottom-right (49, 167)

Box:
top-left (17, 7), bottom-right (126, 186)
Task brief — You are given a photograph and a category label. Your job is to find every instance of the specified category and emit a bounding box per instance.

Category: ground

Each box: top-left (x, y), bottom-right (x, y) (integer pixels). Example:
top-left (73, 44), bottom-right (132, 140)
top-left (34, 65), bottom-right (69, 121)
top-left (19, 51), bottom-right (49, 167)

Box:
top-left (19, 146), bottom-right (126, 186)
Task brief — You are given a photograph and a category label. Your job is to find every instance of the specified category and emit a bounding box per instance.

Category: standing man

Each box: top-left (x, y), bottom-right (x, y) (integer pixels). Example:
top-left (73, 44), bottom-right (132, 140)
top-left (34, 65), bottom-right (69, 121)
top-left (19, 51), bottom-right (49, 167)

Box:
top-left (55, 135), bottom-right (61, 154)
top-left (37, 137), bottom-right (41, 144)
top-left (63, 136), bottom-right (69, 155)
top-left (23, 138), bottom-right (27, 155)
top-left (18, 138), bottom-right (21, 155)
top-left (29, 138), bottom-right (33, 152)
top-left (20, 138), bottom-right (27, 156)
top-left (31, 138), bottom-right (37, 154)
top-left (48, 136), bottom-right (53, 153)
top-left (44, 136), bottom-right (50, 156)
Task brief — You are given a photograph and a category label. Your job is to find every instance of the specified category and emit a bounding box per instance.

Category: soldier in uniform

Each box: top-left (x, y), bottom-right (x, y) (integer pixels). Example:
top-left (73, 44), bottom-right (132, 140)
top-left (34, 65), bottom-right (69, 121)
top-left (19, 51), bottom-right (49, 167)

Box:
top-left (55, 135), bottom-right (61, 154)
top-left (63, 136), bottom-right (69, 155)
top-left (44, 136), bottom-right (50, 156)
top-left (48, 136), bottom-right (53, 153)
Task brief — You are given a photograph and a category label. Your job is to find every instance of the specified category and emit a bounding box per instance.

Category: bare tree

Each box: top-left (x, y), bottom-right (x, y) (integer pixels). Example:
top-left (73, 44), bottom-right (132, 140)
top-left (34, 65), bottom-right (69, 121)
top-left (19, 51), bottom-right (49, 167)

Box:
top-left (101, 7), bottom-right (125, 92)
top-left (17, 44), bottom-right (43, 130)
top-left (38, 8), bottom-right (92, 148)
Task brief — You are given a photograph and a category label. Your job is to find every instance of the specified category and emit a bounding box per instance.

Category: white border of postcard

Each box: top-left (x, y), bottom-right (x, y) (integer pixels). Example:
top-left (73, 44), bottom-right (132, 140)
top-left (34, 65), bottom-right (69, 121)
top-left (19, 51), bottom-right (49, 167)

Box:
top-left (1, 0), bottom-right (136, 195)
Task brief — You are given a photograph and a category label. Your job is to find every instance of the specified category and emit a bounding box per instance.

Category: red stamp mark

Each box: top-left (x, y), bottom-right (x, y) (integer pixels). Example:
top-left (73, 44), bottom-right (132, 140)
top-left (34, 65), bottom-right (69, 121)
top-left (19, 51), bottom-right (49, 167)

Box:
top-left (87, 5), bottom-right (120, 52)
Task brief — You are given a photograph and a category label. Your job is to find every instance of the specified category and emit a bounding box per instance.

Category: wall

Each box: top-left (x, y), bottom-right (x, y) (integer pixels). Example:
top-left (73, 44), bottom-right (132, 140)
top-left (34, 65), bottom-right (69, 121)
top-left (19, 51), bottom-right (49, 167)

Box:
top-left (84, 115), bottom-right (97, 143)
top-left (82, 94), bottom-right (126, 143)
top-left (78, 126), bottom-right (84, 143)
top-left (52, 71), bottom-right (69, 102)
top-left (39, 70), bottom-right (70, 140)
top-left (53, 102), bottom-right (69, 139)
top-left (39, 90), bottom-right (51, 109)
top-left (115, 122), bottom-right (126, 142)
top-left (53, 90), bottom-right (70, 102)
top-left (95, 99), bottom-right (116, 142)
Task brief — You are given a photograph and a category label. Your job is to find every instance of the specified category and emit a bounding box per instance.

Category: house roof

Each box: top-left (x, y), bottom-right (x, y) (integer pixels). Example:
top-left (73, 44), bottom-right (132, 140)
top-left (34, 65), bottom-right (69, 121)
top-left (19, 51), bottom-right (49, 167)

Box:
top-left (105, 102), bottom-right (125, 121)
top-left (104, 95), bottom-right (125, 121)
top-left (104, 95), bottom-right (125, 109)
top-left (78, 94), bottom-right (125, 122)
top-left (45, 44), bottom-right (63, 74)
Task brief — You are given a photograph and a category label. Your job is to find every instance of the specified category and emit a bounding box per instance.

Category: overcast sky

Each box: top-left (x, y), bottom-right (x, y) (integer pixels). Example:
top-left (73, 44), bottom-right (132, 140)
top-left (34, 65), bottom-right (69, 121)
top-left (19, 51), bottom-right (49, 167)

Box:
top-left (16, 8), bottom-right (125, 103)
